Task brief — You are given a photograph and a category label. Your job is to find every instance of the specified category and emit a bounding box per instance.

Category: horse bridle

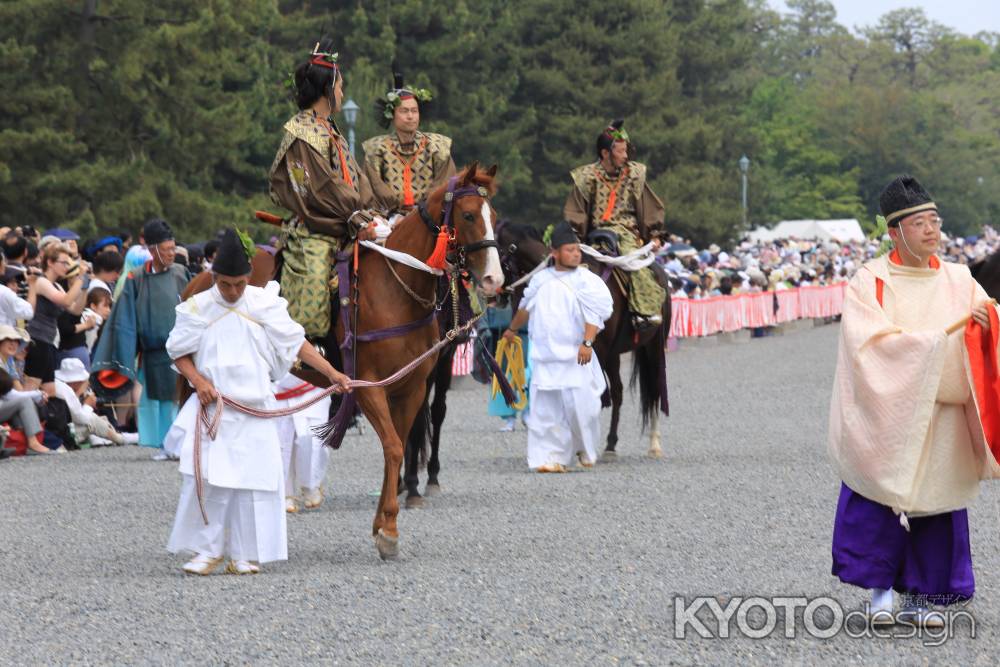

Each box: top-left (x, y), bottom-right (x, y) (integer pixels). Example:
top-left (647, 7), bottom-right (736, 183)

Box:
top-left (417, 175), bottom-right (498, 273)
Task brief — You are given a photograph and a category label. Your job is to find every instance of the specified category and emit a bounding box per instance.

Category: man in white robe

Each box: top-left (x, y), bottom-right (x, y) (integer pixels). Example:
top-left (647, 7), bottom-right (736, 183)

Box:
top-left (829, 175), bottom-right (1000, 626)
top-left (164, 229), bottom-right (350, 575)
top-left (504, 222), bottom-right (613, 472)
top-left (273, 373), bottom-right (331, 513)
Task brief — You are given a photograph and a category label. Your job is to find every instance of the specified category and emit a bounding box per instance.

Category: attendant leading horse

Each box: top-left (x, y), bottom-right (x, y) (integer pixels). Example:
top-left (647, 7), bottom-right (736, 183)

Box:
top-left (182, 164), bottom-right (503, 560)
top-left (496, 221), bottom-right (671, 459)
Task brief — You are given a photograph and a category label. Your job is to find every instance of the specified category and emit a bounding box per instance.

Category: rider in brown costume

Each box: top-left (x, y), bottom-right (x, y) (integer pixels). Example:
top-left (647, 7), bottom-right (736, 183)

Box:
top-left (268, 38), bottom-right (380, 339)
top-left (363, 68), bottom-right (456, 217)
top-left (563, 119), bottom-right (666, 329)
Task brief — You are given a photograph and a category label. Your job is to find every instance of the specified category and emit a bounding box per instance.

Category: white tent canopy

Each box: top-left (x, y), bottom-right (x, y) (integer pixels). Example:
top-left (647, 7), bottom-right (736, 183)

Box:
top-left (748, 219), bottom-right (866, 244)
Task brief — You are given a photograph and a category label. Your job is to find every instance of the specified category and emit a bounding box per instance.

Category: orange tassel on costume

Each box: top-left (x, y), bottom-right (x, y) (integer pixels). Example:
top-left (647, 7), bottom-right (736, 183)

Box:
top-left (425, 228), bottom-right (450, 270)
top-left (601, 190), bottom-right (617, 221)
top-left (403, 165), bottom-right (415, 207)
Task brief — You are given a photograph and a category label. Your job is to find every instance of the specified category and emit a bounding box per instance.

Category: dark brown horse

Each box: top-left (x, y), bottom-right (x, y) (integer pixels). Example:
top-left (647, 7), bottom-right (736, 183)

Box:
top-left (497, 221), bottom-right (671, 459)
top-left (971, 253), bottom-right (1000, 299)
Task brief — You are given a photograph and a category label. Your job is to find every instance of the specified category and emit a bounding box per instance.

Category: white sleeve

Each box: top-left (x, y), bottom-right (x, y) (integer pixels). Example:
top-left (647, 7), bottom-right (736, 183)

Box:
top-left (579, 272), bottom-right (614, 329)
top-left (253, 289), bottom-right (306, 380)
top-left (1, 286), bottom-right (32, 322)
top-left (165, 297), bottom-right (205, 361)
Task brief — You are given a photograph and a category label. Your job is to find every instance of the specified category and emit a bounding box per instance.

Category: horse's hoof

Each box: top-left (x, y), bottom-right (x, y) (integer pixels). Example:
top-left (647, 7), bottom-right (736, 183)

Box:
top-left (405, 495), bottom-right (425, 510)
top-left (424, 483), bottom-right (442, 497)
top-left (647, 448), bottom-right (663, 460)
top-left (601, 450), bottom-right (618, 462)
top-left (375, 529), bottom-right (399, 561)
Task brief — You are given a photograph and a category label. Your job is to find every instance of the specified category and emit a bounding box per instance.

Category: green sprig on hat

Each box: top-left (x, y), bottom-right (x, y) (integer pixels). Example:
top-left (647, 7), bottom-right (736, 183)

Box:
top-left (235, 227), bottom-right (256, 261)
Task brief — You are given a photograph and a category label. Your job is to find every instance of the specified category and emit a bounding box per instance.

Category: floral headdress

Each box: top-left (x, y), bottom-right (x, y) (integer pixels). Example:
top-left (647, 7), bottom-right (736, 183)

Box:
top-left (374, 67), bottom-right (433, 129)
top-left (603, 121), bottom-right (629, 143)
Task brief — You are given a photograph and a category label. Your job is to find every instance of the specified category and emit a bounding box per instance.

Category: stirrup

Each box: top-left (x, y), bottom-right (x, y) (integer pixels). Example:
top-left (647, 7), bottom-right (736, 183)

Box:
top-left (631, 314), bottom-right (662, 330)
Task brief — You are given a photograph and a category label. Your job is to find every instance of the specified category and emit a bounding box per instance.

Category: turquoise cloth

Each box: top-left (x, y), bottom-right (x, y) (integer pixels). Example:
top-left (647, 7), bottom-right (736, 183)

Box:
top-left (91, 262), bottom-right (189, 401)
top-left (487, 337), bottom-right (531, 418)
top-left (483, 305), bottom-right (531, 419)
top-left (137, 365), bottom-right (177, 449)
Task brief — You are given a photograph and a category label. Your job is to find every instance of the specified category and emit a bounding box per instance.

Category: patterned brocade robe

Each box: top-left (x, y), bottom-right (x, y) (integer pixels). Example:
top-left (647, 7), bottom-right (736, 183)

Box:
top-left (563, 161), bottom-right (667, 318)
top-left (362, 131), bottom-right (456, 214)
top-left (268, 110), bottom-right (376, 337)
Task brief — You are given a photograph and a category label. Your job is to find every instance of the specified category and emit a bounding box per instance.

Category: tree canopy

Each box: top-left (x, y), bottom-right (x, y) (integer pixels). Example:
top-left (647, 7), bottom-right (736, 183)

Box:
top-left (2, 0), bottom-right (998, 245)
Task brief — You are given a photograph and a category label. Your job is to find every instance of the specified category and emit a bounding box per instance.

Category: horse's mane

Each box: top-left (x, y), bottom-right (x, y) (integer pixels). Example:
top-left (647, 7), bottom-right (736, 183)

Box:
top-left (501, 221), bottom-right (543, 243)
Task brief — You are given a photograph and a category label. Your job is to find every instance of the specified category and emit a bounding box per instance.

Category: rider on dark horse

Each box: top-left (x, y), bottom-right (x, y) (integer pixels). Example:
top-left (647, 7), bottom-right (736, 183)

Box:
top-left (363, 67), bottom-right (456, 218)
top-left (268, 38), bottom-right (381, 340)
top-left (563, 119), bottom-right (667, 330)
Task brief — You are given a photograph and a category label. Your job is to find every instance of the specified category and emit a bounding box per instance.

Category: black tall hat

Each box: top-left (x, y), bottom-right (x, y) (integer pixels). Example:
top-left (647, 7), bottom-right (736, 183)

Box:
top-left (142, 218), bottom-right (173, 246)
top-left (879, 175), bottom-right (937, 226)
top-left (211, 228), bottom-right (253, 277)
top-left (550, 221), bottom-right (580, 249)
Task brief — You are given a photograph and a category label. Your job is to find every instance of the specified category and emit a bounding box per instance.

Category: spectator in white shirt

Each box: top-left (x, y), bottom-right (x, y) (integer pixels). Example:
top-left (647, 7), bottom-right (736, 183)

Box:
top-left (0, 251), bottom-right (34, 327)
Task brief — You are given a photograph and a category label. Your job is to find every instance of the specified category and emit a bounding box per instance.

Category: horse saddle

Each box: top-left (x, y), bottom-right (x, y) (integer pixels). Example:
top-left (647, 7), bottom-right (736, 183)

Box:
top-left (586, 229), bottom-right (620, 257)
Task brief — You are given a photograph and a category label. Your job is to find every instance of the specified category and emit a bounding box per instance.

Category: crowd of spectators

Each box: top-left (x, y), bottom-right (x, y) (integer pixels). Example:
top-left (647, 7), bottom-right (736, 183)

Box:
top-left (658, 226), bottom-right (1000, 300)
top-left (0, 225), bottom-right (221, 460)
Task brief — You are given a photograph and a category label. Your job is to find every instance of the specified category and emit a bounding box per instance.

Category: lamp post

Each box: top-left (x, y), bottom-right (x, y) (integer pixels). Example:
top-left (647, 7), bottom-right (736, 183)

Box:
top-left (738, 154), bottom-right (750, 228)
top-left (342, 98), bottom-right (360, 158)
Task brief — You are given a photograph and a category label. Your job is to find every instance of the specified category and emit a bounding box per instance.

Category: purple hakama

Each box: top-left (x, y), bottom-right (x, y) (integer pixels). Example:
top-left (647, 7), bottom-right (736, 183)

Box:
top-left (832, 483), bottom-right (974, 605)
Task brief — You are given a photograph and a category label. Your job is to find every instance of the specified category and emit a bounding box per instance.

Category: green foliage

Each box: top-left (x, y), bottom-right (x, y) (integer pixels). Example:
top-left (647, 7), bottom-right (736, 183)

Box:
top-left (2, 0), bottom-right (999, 246)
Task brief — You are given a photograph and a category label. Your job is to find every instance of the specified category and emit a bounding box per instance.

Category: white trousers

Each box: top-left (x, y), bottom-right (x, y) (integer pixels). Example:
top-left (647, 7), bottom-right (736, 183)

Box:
top-left (167, 475), bottom-right (287, 563)
top-left (525, 385), bottom-right (602, 468)
top-left (276, 415), bottom-right (330, 496)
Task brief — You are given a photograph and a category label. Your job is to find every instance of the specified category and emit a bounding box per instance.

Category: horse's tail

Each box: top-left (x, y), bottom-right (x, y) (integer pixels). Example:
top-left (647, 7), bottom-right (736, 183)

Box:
top-left (629, 298), bottom-right (671, 430)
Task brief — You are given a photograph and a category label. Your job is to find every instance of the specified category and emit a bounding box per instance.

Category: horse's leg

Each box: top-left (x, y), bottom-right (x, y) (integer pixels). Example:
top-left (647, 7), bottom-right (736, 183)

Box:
top-left (602, 352), bottom-right (623, 460)
top-left (426, 347), bottom-right (455, 495)
top-left (354, 388), bottom-right (406, 561)
top-left (403, 390), bottom-right (430, 509)
top-left (647, 409), bottom-right (662, 459)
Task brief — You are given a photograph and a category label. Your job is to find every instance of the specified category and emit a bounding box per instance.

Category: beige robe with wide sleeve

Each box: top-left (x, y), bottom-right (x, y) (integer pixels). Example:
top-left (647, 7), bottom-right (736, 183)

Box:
top-left (828, 255), bottom-right (1000, 517)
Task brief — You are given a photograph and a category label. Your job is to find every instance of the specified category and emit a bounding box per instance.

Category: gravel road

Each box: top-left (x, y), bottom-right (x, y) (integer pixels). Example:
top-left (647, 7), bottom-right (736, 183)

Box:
top-left (3, 322), bottom-right (999, 665)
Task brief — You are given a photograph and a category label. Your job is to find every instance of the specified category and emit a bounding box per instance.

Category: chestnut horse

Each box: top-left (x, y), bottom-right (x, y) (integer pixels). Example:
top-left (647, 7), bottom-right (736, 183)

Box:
top-left (496, 221), bottom-right (671, 459)
top-left (340, 163), bottom-right (503, 558)
top-left (180, 164), bottom-right (504, 560)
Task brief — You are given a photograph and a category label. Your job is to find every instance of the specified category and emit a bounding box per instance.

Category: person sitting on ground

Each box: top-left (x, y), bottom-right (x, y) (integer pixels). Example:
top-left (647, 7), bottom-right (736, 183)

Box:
top-left (0, 367), bottom-right (51, 455)
top-left (53, 358), bottom-right (134, 447)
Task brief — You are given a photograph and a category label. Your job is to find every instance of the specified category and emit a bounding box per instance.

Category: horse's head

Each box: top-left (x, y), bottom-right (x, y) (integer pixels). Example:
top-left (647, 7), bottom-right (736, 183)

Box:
top-left (426, 161), bottom-right (504, 296)
top-left (495, 221), bottom-right (550, 309)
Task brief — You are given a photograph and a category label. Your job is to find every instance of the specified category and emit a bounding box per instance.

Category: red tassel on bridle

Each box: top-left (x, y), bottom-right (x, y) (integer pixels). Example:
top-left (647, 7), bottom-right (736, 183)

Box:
top-left (425, 227), bottom-right (450, 269)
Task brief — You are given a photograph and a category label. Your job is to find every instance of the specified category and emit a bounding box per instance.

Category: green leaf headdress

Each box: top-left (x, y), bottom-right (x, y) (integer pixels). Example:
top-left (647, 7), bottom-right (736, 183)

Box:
top-left (235, 227), bottom-right (256, 261)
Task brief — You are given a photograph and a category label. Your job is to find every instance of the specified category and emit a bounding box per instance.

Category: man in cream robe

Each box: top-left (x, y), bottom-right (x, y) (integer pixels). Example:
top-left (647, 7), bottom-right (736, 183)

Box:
top-left (165, 229), bottom-right (350, 575)
top-left (829, 175), bottom-right (1000, 624)
top-left (273, 373), bottom-right (332, 514)
top-left (504, 222), bottom-right (613, 472)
